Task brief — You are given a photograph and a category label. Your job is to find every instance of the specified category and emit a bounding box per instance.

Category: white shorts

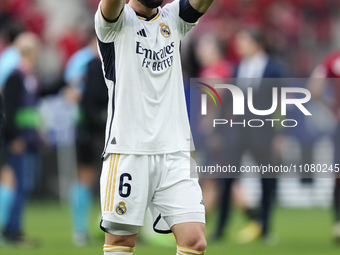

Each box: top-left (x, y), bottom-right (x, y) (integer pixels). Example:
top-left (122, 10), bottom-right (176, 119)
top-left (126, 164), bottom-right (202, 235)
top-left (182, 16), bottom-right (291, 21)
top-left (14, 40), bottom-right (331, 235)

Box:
top-left (100, 151), bottom-right (205, 232)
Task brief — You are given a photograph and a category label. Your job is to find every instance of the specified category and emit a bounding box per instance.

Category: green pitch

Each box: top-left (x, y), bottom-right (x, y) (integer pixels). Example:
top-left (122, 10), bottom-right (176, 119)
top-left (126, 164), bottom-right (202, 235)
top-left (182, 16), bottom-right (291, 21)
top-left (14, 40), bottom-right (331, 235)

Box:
top-left (1, 201), bottom-right (339, 255)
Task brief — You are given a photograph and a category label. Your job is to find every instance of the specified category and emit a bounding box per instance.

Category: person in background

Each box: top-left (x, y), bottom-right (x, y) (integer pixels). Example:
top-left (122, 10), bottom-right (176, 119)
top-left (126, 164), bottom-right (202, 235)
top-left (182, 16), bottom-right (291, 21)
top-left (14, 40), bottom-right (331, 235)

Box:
top-left (0, 22), bottom-right (23, 229)
top-left (2, 32), bottom-right (65, 247)
top-left (308, 50), bottom-right (340, 243)
top-left (72, 56), bottom-right (108, 246)
top-left (213, 28), bottom-right (284, 244)
top-left (2, 32), bottom-right (42, 247)
top-left (194, 33), bottom-right (232, 215)
top-left (195, 33), bottom-right (232, 79)
top-left (64, 33), bottom-right (102, 246)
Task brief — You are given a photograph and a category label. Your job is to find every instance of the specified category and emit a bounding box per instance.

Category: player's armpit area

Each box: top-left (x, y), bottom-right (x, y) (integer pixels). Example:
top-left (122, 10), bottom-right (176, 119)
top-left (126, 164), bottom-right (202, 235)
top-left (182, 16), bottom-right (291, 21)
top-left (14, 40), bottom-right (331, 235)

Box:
top-left (179, 0), bottom-right (204, 23)
top-left (101, 6), bottom-right (124, 23)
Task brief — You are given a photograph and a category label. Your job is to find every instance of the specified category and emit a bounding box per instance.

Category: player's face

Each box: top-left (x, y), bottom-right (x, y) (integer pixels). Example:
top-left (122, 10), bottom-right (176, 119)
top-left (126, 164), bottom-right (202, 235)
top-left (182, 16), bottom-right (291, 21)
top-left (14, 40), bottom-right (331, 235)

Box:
top-left (137, 0), bottom-right (163, 9)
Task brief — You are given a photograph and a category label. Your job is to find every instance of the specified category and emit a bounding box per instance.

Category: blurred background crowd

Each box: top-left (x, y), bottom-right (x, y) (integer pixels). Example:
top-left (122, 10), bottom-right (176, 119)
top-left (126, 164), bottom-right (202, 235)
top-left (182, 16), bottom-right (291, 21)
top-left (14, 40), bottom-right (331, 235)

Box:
top-left (1, 0), bottom-right (340, 252)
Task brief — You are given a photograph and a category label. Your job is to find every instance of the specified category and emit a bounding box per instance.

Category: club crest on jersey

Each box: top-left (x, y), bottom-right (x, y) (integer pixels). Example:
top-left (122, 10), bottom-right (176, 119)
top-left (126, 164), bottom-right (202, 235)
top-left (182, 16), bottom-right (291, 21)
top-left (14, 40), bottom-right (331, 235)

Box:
top-left (116, 201), bottom-right (127, 215)
top-left (159, 22), bottom-right (171, 38)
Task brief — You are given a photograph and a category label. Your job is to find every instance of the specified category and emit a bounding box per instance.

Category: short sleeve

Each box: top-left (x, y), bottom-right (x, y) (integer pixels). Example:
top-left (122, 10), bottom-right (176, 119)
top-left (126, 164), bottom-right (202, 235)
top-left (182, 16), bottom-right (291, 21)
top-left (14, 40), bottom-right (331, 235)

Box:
top-left (94, 2), bottom-right (125, 43)
top-left (163, 0), bottom-right (199, 39)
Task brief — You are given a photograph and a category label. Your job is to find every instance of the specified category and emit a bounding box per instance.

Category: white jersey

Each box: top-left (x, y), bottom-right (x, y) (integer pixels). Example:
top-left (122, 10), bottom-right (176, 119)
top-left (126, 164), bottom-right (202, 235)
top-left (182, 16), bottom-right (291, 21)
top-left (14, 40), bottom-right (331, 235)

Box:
top-left (95, 0), bottom-right (196, 155)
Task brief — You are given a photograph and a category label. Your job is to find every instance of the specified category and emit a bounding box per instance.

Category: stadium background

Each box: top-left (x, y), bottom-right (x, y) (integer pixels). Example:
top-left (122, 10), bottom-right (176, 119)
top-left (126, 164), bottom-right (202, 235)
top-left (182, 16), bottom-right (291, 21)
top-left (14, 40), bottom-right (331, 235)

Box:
top-left (0, 0), bottom-right (340, 254)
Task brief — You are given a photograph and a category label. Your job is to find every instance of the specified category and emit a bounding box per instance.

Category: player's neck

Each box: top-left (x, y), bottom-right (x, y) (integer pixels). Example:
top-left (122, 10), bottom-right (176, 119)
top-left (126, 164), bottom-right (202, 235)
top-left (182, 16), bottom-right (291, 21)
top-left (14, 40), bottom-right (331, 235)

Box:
top-left (128, 0), bottom-right (158, 18)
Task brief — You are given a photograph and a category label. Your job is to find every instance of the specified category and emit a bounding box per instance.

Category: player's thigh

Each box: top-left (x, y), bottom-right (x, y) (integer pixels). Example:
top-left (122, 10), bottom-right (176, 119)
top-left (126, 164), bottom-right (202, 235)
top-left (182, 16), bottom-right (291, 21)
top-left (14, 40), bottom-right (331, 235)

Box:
top-left (100, 153), bottom-right (149, 227)
top-left (153, 151), bottom-right (205, 217)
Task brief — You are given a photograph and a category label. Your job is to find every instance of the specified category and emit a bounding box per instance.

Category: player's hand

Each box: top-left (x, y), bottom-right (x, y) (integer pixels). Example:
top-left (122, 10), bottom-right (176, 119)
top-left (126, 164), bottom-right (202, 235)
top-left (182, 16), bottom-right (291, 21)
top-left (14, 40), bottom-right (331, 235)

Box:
top-left (101, 0), bottom-right (125, 22)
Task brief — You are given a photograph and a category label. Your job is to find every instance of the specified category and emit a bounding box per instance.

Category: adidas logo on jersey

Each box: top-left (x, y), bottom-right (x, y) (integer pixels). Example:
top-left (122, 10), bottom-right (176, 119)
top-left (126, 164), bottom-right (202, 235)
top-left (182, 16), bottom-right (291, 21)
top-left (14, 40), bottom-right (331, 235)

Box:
top-left (137, 29), bottom-right (147, 37)
top-left (111, 137), bottom-right (117, 145)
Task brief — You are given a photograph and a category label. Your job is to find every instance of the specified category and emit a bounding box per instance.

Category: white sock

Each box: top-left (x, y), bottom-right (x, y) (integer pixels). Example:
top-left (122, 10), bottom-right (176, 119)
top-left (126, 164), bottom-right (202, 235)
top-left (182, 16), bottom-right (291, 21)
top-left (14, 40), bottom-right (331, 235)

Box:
top-left (177, 245), bottom-right (205, 255)
top-left (103, 245), bottom-right (135, 254)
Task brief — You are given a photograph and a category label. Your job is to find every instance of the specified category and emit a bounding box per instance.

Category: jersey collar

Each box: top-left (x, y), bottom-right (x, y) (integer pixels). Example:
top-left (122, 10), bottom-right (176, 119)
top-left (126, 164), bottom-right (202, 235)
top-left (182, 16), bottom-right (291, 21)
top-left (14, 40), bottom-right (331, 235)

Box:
top-left (135, 8), bottom-right (160, 22)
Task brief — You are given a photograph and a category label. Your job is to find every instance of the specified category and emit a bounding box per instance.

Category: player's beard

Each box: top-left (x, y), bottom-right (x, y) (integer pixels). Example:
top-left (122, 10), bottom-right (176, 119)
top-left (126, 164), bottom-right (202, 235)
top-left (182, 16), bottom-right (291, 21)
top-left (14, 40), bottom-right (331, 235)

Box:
top-left (137, 0), bottom-right (163, 9)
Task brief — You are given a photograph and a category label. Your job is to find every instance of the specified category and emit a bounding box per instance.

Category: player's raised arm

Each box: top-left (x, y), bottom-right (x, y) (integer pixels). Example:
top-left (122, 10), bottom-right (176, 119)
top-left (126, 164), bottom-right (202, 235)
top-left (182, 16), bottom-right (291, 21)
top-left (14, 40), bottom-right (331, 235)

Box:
top-left (101, 0), bottom-right (125, 22)
top-left (188, 0), bottom-right (214, 14)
